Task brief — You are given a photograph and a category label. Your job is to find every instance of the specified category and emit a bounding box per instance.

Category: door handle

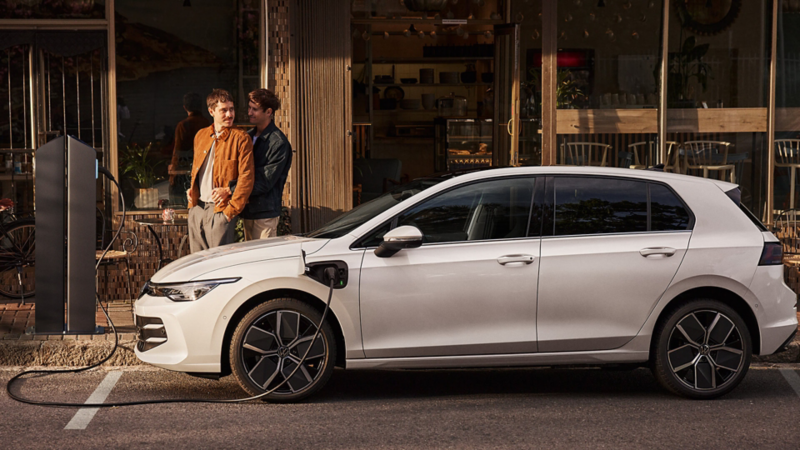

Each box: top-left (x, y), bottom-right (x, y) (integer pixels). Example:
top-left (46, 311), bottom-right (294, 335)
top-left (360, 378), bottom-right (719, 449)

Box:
top-left (497, 254), bottom-right (535, 266)
top-left (639, 247), bottom-right (677, 258)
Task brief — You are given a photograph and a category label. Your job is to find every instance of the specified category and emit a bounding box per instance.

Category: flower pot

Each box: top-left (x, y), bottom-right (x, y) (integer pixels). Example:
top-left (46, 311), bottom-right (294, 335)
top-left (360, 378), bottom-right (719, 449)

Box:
top-left (135, 188), bottom-right (159, 209)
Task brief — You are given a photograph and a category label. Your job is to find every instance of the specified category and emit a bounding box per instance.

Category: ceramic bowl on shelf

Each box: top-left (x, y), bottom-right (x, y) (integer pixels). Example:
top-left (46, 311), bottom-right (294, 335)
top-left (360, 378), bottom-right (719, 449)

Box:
top-left (421, 93), bottom-right (436, 110)
top-left (400, 78), bottom-right (418, 84)
top-left (400, 99), bottom-right (422, 110)
top-left (439, 72), bottom-right (459, 84)
top-left (419, 68), bottom-right (434, 84)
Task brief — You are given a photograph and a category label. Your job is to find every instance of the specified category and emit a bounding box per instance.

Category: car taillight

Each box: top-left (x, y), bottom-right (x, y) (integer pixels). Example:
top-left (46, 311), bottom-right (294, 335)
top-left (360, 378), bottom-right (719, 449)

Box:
top-left (759, 242), bottom-right (783, 266)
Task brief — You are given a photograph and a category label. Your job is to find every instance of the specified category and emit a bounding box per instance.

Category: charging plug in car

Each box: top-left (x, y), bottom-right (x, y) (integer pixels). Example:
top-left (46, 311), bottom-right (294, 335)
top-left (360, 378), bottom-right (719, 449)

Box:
top-left (305, 261), bottom-right (348, 289)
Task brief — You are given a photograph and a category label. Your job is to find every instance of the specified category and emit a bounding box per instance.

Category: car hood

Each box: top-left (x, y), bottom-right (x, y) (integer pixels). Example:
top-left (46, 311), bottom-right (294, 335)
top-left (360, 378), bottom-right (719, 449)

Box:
top-left (150, 235), bottom-right (329, 283)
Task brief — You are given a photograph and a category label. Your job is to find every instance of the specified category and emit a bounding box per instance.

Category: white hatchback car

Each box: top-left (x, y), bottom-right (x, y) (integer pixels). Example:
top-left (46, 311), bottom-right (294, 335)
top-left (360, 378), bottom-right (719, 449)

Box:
top-left (135, 167), bottom-right (798, 401)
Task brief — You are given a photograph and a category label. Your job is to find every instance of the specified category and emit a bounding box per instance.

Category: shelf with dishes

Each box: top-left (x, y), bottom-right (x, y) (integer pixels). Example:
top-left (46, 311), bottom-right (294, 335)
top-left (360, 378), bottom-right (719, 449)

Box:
top-left (374, 83), bottom-right (492, 87)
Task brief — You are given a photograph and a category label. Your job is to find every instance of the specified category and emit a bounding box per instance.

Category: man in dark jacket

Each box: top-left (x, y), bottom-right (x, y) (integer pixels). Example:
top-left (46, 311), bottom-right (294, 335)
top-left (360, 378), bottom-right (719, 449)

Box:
top-left (237, 89), bottom-right (292, 240)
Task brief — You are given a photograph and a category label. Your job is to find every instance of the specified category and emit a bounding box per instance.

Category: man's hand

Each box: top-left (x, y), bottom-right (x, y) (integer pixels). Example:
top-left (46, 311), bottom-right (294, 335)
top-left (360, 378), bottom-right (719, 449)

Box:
top-left (211, 187), bottom-right (232, 204)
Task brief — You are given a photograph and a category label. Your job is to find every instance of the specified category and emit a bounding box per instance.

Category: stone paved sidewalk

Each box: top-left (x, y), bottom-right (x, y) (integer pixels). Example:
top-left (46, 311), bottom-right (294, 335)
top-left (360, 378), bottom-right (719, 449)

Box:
top-left (0, 297), bottom-right (141, 366)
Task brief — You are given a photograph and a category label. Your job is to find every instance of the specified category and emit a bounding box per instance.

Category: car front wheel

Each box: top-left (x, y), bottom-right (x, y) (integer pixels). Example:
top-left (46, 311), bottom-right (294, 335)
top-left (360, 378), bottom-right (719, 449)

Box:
top-left (652, 299), bottom-right (752, 399)
top-left (230, 298), bottom-right (336, 402)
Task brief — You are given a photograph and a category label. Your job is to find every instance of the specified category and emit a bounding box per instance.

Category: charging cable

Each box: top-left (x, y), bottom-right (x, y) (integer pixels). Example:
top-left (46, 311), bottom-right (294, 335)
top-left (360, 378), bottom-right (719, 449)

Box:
top-left (7, 170), bottom-right (337, 407)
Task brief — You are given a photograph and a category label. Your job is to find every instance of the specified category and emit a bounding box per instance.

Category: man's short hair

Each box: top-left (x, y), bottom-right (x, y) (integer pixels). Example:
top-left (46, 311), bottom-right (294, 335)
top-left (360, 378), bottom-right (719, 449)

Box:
top-left (183, 92), bottom-right (203, 113)
top-left (248, 89), bottom-right (281, 113)
top-left (207, 89), bottom-right (234, 110)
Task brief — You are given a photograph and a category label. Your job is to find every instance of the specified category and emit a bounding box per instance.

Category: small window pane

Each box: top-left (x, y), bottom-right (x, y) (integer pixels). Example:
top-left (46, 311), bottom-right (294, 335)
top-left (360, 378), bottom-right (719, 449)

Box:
top-left (650, 184), bottom-right (690, 231)
top-left (397, 178), bottom-right (535, 244)
top-left (554, 177), bottom-right (647, 236)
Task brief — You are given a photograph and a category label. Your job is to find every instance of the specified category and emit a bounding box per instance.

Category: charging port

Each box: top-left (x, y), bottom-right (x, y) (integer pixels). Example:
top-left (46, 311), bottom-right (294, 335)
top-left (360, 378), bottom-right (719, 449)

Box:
top-left (304, 261), bottom-right (348, 289)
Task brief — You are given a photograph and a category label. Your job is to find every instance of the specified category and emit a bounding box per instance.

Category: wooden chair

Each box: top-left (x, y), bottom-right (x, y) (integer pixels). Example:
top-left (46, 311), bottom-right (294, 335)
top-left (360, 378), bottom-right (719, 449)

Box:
top-left (627, 141), bottom-right (681, 171)
top-left (663, 141), bottom-right (682, 174)
top-left (683, 140), bottom-right (735, 182)
top-left (559, 142), bottom-right (611, 167)
top-left (775, 139), bottom-right (800, 209)
top-left (96, 208), bottom-right (138, 304)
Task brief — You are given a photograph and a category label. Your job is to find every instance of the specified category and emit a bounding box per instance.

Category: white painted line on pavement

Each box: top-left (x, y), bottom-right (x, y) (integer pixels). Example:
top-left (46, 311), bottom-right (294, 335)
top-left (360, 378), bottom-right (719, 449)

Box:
top-left (780, 369), bottom-right (800, 398)
top-left (64, 371), bottom-right (123, 430)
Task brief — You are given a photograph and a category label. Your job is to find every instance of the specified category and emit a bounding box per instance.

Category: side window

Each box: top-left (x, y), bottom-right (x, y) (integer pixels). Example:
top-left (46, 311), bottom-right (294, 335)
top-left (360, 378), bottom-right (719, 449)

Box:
top-left (394, 178), bottom-right (535, 244)
top-left (554, 177), bottom-right (647, 236)
top-left (650, 183), bottom-right (690, 231)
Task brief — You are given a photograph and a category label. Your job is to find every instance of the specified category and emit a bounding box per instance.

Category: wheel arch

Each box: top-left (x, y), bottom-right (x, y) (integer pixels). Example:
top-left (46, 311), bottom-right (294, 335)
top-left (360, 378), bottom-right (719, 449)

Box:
top-left (219, 288), bottom-right (347, 377)
top-left (649, 286), bottom-right (760, 360)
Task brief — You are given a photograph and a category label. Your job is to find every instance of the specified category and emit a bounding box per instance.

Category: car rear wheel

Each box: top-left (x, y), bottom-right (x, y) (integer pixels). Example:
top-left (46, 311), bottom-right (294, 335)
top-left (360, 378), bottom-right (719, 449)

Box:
top-left (652, 299), bottom-right (751, 399)
top-left (230, 298), bottom-right (336, 402)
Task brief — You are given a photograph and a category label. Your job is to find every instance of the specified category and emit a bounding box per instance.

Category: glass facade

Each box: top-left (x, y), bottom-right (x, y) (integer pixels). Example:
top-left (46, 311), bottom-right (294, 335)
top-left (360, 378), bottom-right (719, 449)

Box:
top-left (0, 0), bottom-right (798, 224)
top-left (0, 0), bottom-right (105, 19)
top-left (554, 0), bottom-right (663, 169)
top-left (774, 0), bottom-right (800, 212)
top-left (114, 0), bottom-right (261, 210)
top-left (666, 0), bottom-right (772, 218)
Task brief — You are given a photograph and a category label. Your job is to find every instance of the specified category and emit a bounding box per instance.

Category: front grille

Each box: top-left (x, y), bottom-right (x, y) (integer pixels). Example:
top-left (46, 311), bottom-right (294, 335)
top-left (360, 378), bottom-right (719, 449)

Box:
top-left (135, 315), bottom-right (168, 352)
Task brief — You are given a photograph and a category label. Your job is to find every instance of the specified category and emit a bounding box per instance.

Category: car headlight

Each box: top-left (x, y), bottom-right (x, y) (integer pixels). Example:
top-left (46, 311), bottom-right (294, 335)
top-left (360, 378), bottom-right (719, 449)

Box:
top-left (143, 278), bottom-right (241, 302)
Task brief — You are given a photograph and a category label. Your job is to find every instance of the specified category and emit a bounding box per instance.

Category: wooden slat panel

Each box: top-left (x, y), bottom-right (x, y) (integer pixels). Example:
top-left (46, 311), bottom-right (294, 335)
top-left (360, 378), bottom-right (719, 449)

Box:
top-left (556, 108), bottom-right (768, 135)
top-left (556, 109), bottom-right (658, 134)
top-left (776, 108), bottom-right (800, 133)
top-left (290, 0), bottom-right (351, 233)
top-left (666, 107), bottom-right (767, 133)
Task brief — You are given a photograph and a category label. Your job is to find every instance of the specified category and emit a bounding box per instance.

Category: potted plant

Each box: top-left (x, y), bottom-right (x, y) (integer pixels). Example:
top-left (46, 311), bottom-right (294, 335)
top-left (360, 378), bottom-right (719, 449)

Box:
top-left (120, 142), bottom-right (163, 209)
top-left (666, 36), bottom-right (712, 107)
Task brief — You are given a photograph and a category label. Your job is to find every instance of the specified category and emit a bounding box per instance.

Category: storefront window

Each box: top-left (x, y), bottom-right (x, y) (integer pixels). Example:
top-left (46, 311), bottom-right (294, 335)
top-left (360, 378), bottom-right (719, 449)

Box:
top-left (350, 0), bottom-right (515, 206)
top-left (555, 0), bottom-right (663, 170)
top-left (774, 0), bottom-right (800, 213)
top-left (115, 0), bottom-right (260, 210)
top-left (0, 0), bottom-right (105, 19)
top-left (666, 0), bottom-right (772, 219)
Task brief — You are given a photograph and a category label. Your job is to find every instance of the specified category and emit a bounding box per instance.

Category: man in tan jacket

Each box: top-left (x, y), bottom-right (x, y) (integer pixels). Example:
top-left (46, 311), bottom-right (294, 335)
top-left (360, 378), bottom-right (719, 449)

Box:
top-left (187, 89), bottom-right (254, 253)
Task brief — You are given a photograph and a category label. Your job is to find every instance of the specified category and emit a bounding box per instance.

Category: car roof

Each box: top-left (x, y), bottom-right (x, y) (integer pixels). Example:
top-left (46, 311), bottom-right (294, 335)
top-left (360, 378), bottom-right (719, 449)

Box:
top-left (437, 166), bottom-right (738, 191)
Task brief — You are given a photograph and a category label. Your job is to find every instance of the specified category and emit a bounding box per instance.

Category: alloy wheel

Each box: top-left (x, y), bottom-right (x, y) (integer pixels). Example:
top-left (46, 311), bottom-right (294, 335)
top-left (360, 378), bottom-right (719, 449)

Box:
top-left (239, 309), bottom-right (327, 395)
top-left (666, 309), bottom-right (745, 391)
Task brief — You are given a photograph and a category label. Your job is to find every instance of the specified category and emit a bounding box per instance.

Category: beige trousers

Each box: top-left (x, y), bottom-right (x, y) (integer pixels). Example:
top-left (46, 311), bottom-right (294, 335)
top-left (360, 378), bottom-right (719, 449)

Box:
top-left (243, 216), bottom-right (280, 240)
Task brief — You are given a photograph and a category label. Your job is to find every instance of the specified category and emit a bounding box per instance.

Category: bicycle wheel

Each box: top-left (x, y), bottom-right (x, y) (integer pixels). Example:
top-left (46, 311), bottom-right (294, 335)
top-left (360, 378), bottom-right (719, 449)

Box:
top-left (0, 219), bottom-right (35, 299)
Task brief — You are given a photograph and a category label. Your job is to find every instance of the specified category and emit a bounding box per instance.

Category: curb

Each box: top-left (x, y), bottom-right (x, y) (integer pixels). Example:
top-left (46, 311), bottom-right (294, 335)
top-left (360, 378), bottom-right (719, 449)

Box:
top-left (0, 338), bottom-right (145, 367)
top-left (753, 339), bottom-right (800, 364)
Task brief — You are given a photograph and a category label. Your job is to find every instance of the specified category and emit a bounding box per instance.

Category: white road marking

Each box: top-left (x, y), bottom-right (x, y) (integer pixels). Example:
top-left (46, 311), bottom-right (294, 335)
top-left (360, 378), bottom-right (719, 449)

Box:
top-left (64, 371), bottom-right (123, 430)
top-left (780, 369), bottom-right (800, 398)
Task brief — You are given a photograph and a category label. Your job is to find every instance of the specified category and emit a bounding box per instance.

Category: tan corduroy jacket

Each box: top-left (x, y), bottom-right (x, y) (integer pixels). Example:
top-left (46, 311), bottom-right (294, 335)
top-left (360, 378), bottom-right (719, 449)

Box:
top-left (187, 125), bottom-right (255, 219)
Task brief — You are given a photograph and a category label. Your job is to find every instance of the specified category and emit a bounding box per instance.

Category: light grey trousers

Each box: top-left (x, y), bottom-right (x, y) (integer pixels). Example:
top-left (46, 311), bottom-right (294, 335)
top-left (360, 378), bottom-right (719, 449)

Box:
top-left (188, 202), bottom-right (235, 253)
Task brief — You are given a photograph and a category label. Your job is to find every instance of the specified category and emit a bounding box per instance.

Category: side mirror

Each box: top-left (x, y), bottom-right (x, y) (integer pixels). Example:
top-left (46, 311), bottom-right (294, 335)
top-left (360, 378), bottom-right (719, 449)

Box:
top-left (374, 225), bottom-right (423, 258)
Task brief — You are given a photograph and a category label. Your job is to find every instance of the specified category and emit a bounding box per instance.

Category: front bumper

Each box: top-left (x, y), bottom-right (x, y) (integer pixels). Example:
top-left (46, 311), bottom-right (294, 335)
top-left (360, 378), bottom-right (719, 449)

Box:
top-left (133, 292), bottom-right (228, 373)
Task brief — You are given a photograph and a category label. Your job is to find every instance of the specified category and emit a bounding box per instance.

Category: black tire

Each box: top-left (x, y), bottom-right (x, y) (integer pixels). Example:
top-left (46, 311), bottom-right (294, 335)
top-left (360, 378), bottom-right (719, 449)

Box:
top-left (651, 299), bottom-right (752, 399)
top-left (230, 298), bottom-right (336, 403)
top-left (0, 219), bottom-right (35, 299)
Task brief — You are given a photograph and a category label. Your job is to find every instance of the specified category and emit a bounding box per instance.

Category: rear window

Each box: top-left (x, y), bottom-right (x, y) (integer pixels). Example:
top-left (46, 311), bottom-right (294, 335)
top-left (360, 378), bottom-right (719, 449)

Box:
top-left (554, 177), bottom-right (648, 236)
top-left (725, 187), bottom-right (767, 231)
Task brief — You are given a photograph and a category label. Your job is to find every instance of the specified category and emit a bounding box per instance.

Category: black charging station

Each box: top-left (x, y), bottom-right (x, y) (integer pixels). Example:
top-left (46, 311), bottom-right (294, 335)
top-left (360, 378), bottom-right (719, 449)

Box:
top-left (34, 135), bottom-right (99, 334)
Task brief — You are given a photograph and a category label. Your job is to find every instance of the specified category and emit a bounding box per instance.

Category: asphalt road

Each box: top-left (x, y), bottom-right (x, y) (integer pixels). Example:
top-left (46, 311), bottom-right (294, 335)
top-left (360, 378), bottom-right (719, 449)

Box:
top-left (2, 364), bottom-right (800, 449)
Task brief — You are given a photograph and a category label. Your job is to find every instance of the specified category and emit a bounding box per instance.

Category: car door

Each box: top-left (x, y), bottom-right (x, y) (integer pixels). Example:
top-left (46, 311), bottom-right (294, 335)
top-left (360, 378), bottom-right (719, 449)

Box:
top-left (358, 177), bottom-right (542, 358)
top-left (537, 176), bottom-right (692, 352)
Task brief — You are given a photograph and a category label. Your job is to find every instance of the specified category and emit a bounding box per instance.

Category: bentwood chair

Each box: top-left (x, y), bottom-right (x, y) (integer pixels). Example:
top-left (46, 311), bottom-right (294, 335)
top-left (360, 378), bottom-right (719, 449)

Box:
top-left (626, 141), bottom-right (681, 172)
top-left (96, 208), bottom-right (138, 304)
top-left (559, 142), bottom-right (611, 167)
top-left (775, 139), bottom-right (800, 209)
top-left (683, 140), bottom-right (735, 182)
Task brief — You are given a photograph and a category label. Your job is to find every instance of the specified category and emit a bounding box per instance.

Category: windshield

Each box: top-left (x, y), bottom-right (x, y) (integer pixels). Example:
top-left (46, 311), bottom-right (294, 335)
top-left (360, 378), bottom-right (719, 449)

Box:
top-left (307, 178), bottom-right (443, 239)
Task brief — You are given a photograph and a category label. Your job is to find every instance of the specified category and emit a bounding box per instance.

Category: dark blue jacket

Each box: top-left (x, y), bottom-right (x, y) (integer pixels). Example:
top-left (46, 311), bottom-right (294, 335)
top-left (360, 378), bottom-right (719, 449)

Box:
top-left (231, 122), bottom-right (292, 219)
